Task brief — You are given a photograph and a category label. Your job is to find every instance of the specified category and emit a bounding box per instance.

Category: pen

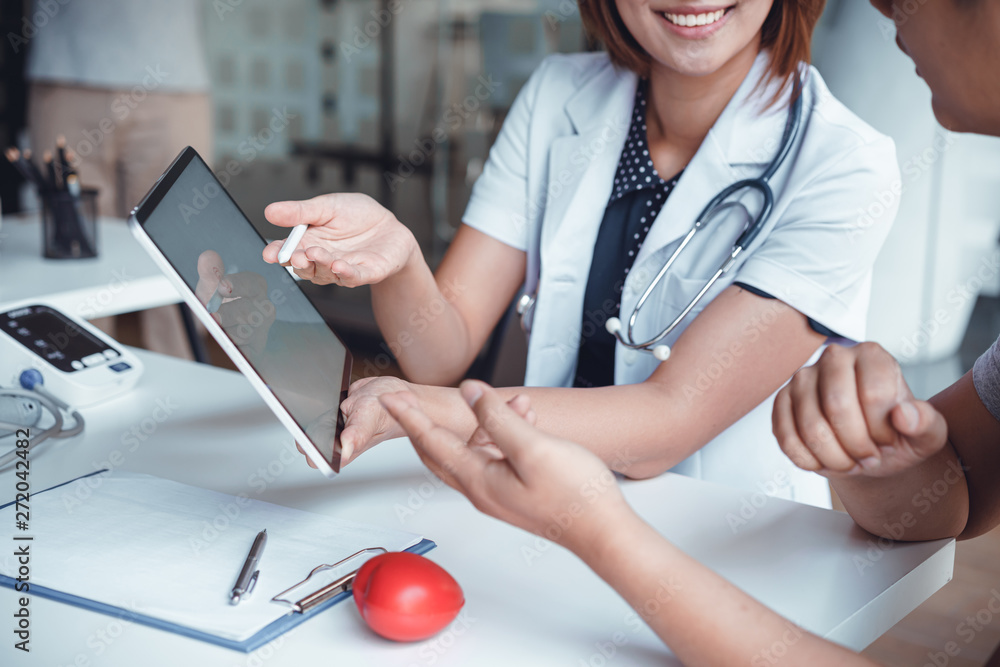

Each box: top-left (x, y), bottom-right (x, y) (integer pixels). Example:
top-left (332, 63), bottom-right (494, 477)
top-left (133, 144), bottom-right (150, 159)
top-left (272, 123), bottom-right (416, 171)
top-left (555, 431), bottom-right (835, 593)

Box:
top-left (22, 150), bottom-right (49, 191)
top-left (56, 135), bottom-right (74, 184)
top-left (230, 529), bottom-right (267, 605)
top-left (43, 151), bottom-right (59, 191)
top-left (277, 224), bottom-right (308, 264)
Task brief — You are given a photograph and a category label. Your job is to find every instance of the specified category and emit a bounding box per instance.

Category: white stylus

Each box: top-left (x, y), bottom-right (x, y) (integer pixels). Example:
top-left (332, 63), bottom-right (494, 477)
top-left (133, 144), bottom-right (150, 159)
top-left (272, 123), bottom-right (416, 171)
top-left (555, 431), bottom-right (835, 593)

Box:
top-left (277, 225), bottom-right (308, 264)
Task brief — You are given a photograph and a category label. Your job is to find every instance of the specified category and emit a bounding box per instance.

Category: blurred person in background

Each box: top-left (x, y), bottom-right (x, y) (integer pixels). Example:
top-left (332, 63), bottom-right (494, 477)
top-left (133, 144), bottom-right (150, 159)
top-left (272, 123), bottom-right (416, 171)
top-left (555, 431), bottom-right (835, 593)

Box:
top-left (26, 0), bottom-right (213, 358)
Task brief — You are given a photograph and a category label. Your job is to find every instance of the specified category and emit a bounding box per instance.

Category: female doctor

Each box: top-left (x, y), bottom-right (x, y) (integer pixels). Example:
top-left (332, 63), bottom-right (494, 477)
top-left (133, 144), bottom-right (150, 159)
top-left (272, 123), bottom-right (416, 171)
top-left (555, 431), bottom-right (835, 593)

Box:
top-left (263, 0), bottom-right (899, 506)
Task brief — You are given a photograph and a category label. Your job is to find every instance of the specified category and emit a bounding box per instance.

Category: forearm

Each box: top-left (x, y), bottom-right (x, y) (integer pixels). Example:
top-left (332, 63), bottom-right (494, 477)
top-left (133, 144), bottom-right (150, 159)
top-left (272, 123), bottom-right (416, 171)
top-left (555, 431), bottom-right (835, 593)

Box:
top-left (829, 444), bottom-right (969, 541)
top-left (371, 254), bottom-right (476, 385)
top-left (580, 510), bottom-right (875, 667)
top-left (828, 372), bottom-right (1000, 542)
top-left (498, 384), bottom-right (692, 478)
top-left (417, 382), bottom-right (700, 478)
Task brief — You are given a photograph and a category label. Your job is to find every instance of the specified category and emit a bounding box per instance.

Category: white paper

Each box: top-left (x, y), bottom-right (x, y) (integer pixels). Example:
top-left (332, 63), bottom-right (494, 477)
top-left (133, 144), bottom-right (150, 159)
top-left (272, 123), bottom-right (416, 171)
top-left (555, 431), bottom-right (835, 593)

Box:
top-left (0, 471), bottom-right (423, 642)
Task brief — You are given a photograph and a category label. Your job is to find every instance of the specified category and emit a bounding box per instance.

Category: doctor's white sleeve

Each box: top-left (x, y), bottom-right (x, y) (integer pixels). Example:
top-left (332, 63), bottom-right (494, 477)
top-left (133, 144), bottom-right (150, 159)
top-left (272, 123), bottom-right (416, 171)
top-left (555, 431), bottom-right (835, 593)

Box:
top-left (460, 59), bottom-right (555, 252)
top-left (733, 137), bottom-right (900, 343)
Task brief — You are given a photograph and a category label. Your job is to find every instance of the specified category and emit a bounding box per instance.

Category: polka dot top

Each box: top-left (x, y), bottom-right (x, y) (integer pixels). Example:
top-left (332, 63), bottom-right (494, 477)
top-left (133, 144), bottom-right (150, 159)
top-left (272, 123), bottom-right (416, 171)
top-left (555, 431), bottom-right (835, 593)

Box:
top-left (610, 81), bottom-right (681, 207)
top-left (574, 80), bottom-right (682, 389)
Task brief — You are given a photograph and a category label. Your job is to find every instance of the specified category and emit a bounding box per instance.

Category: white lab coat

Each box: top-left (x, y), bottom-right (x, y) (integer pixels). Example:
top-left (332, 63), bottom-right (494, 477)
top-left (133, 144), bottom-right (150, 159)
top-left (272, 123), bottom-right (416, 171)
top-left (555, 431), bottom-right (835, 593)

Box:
top-left (463, 52), bottom-right (900, 508)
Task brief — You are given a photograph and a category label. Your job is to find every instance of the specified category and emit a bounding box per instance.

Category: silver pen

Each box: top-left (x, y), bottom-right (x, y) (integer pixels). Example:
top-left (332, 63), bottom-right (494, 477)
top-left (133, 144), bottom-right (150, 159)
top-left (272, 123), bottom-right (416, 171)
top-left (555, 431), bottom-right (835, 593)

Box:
top-left (230, 529), bottom-right (267, 605)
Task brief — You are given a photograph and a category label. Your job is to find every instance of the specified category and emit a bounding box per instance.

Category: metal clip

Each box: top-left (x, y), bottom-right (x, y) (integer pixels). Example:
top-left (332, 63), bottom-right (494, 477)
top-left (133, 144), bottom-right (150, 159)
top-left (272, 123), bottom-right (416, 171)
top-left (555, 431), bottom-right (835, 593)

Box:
top-left (270, 547), bottom-right (388, 614)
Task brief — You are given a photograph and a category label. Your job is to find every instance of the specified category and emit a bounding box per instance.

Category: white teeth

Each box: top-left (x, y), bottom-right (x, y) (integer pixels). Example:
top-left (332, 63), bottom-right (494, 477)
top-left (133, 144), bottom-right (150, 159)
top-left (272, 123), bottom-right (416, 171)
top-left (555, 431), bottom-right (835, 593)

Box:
top-left (663, 8), bottom-right (726, 27)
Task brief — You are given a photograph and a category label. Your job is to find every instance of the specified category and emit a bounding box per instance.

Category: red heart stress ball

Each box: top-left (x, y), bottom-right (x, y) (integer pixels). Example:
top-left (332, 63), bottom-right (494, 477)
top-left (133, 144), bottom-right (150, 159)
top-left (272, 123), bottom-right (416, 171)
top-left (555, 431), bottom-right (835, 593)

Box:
top-left (352, 553), bottom-right (465, 641)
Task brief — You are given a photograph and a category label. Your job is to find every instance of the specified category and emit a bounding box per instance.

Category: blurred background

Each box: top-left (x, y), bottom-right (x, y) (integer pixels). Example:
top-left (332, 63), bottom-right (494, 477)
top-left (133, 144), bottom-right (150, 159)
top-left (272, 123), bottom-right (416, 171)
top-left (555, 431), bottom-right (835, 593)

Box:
top-left (1, 1), bottom-right (999, 661)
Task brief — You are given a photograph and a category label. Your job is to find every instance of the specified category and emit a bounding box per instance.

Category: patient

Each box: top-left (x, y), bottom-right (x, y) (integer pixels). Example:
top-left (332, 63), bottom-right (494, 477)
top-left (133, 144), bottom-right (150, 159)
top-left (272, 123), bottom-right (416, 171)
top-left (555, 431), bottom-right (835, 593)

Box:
top-left (773, 0), bottom-right (1000, 544)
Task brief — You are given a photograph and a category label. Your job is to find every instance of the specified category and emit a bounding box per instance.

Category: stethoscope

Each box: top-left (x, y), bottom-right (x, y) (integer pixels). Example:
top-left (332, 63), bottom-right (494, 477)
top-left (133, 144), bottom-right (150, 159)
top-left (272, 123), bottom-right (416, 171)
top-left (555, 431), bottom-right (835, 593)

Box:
top-left (517, 76), bottom-right (804, 362)
top-left (0, 369), bottom-right (85, 469)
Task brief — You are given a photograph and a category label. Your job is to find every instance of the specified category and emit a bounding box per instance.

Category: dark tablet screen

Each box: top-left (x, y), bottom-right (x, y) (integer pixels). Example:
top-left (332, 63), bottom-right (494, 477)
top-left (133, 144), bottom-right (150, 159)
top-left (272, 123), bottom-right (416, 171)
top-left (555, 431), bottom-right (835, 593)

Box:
top-left (133, 148), bottom-right (350, 471)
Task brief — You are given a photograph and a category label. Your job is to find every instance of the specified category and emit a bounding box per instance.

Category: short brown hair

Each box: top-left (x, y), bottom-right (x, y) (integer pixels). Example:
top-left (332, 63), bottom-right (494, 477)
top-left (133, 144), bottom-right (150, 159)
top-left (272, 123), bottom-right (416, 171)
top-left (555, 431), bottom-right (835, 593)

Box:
top-left (579, 1), bottom-right (827, 104)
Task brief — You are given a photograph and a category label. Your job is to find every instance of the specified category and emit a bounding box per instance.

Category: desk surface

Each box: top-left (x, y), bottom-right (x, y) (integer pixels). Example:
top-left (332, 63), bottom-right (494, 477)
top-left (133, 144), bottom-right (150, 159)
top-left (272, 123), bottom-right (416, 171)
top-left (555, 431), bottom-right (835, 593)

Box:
top-left (0, 350), bottom-right (954, 666)
top-left (0, 214), bottom-right (180, 319)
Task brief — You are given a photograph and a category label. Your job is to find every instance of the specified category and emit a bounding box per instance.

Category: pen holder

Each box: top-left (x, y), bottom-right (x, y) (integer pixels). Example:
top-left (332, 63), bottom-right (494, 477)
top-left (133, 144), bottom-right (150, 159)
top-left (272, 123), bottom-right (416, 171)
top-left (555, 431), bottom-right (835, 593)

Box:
top-left (41, 188), bottom-right (99, 259)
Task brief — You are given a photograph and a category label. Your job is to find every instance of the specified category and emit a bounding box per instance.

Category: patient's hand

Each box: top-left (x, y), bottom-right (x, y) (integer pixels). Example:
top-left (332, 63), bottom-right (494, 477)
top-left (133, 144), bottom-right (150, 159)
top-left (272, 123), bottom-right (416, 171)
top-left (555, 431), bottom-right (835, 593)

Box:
top-left (773, 342), bottom-right (948, 478)
top-left (381, 381), bottom-right (628, 553)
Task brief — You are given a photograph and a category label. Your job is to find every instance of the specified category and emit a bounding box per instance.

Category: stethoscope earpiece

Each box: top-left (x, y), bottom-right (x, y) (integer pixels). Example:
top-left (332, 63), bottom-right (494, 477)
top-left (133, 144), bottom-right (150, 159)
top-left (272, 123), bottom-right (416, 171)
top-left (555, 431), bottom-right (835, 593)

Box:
top-left (652, 345), bottom-right (671, 362)
top-left (605, 317), bottom-right (622, 335)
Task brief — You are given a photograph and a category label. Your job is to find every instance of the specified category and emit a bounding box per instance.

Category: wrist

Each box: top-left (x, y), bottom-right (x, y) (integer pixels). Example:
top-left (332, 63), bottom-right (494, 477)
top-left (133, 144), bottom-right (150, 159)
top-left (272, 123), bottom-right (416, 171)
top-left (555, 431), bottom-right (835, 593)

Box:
top-left (386, 222), bottom-right (424, 283)
top-left (417, 385), bottom-right (478, 439)
top-left (560, 492), bottom-right (636, 561)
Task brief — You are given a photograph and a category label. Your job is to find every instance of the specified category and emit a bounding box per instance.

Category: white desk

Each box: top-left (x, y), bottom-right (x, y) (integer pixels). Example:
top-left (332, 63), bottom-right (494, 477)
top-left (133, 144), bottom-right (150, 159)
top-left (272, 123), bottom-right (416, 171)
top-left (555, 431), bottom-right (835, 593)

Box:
top-left (0, 214), bottom-right (180, 319)
top-left (0, 350), bottom-right (954, 666)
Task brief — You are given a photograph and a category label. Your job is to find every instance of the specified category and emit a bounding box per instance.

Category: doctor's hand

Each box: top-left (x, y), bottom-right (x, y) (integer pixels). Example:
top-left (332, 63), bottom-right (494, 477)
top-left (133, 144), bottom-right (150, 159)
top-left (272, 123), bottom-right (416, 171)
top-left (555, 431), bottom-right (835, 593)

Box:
top-left (380, 381), bottom-right (629, 553)
top-left (333, 375), bottom-right (416, 466)
top-left (262, 193), bottom-right (419, 287)
top-left (295, 376), bottom-right (412, 469)
top-left (772, 342), bottom-right (949, 479)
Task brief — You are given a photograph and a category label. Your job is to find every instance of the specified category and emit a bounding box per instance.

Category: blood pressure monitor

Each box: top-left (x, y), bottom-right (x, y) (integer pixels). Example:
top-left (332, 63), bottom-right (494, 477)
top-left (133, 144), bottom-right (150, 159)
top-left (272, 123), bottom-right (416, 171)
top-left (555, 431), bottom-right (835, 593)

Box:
top-left (0, 303), bottom-right (143, 407)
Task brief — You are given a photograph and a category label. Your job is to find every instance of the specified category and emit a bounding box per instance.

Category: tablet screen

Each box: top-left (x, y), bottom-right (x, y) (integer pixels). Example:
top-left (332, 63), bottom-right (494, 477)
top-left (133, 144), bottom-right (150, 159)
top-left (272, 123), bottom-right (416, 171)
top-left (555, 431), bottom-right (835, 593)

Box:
top-left (133, 149), bottom-right (350, 469)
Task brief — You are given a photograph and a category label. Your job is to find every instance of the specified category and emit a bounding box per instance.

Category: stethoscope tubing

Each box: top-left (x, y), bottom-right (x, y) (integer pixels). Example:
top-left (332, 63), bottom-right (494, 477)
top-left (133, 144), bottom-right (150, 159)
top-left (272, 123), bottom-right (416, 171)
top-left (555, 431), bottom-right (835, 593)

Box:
top-left (613, 77), bottom-right (804, 353)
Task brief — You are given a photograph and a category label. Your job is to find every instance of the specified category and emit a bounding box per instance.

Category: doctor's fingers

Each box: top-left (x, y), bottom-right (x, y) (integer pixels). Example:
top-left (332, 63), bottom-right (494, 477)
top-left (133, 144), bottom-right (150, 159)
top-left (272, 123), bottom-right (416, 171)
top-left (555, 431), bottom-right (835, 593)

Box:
top-left (303, 247), bottom-right (396, 288)
top-left (263, 239), bottom-right (291, 265)
top-left (294, 442), bottom-right (319, 469)
top-left (773, 386), bottom-right (823, 472)
top-left (340, 395), bottom-right (395, 465)
top-left (814, 346), bottom-right (882, 463)
top-left (786, 369), bottom-right (861, 473)
top-left (298, 246), bottom-right (358, 286)
top-left (264, 195), bottom-right (339, 230)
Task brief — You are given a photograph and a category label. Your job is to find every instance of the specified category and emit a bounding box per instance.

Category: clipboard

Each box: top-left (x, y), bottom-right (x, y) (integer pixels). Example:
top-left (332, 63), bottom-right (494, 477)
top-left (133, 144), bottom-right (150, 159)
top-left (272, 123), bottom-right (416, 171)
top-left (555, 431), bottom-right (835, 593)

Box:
top-left (0, 470), bottom-right (436, 653)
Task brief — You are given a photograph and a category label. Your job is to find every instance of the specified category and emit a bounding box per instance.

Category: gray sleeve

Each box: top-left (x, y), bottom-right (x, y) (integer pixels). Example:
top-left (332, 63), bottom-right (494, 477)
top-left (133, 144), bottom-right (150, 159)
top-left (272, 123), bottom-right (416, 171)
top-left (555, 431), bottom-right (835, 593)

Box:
top-left (973, 335), bottom-right (1000, 422)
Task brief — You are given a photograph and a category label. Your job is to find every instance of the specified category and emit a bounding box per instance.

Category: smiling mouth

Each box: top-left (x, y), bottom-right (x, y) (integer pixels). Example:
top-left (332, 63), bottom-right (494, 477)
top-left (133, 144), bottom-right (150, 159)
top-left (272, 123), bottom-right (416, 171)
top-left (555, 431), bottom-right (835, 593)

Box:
top-left (662, 6), bottom-right (733, 27)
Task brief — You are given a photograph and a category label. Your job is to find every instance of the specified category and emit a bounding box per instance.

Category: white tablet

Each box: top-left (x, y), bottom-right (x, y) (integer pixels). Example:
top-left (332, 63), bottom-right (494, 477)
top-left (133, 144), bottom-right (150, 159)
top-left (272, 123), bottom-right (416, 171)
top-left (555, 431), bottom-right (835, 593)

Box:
top-left (128, 147), bottom-right (352, 477)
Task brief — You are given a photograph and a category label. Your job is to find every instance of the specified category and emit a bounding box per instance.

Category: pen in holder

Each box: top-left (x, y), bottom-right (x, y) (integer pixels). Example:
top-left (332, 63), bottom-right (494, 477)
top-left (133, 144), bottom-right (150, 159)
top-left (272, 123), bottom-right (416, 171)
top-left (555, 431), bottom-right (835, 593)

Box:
top-left (41, 187), bottom-right (99, 259)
